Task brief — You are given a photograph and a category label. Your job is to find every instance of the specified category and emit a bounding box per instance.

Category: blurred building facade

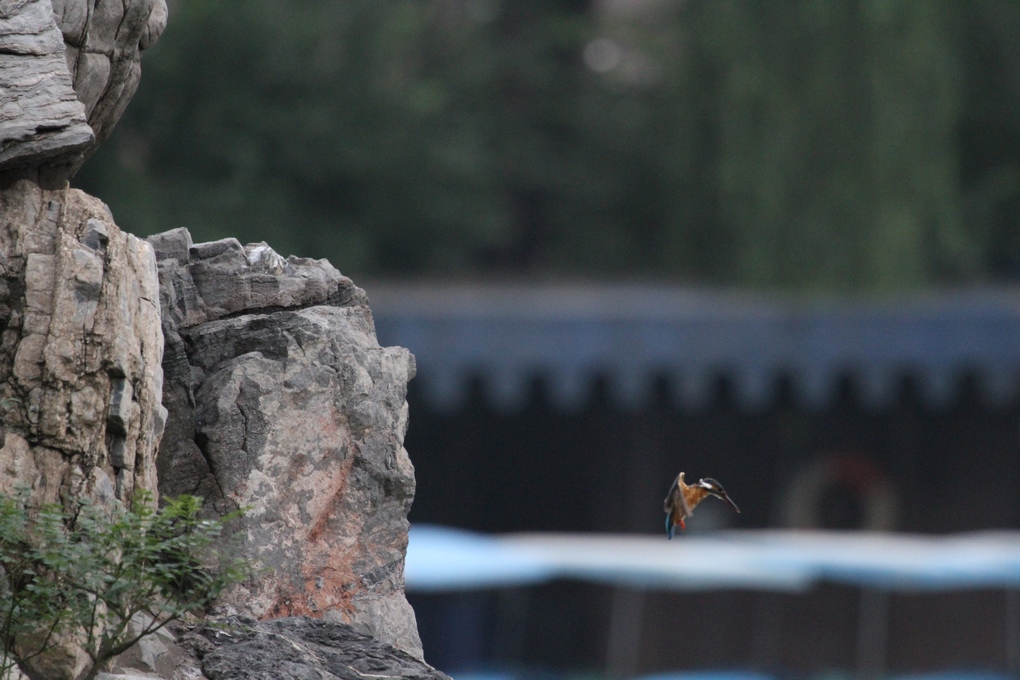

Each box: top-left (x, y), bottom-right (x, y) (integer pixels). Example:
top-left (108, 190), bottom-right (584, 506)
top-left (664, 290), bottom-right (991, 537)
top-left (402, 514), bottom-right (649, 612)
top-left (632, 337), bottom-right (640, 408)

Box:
top-left (369, 284), bottom-right (1020, 676)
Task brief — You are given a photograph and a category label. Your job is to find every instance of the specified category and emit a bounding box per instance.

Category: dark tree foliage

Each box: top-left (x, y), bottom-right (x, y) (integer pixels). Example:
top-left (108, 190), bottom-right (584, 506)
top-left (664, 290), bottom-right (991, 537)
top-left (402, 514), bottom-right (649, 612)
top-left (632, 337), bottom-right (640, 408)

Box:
top-left (75, 0), bottom-right (1020, 289)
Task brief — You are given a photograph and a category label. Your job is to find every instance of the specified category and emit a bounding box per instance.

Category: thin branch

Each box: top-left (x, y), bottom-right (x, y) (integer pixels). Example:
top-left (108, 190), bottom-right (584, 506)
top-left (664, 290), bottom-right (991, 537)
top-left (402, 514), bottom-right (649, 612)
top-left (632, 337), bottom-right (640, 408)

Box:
top-left (18, 603), bottom-right (68, 665)
top-left (84, 592), bottom-right (101, 654)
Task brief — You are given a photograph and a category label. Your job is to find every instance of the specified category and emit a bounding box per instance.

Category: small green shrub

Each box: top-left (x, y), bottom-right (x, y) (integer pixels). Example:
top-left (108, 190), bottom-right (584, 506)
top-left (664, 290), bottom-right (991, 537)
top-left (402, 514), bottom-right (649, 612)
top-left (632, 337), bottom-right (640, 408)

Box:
top-left (0, 489), bottom-right (249, 680)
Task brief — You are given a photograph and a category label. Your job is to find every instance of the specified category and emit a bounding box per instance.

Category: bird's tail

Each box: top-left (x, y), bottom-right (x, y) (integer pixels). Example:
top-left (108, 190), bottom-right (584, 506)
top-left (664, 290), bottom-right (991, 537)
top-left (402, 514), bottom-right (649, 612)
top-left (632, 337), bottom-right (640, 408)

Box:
top-left (666, 515), bottom-right (674, 540)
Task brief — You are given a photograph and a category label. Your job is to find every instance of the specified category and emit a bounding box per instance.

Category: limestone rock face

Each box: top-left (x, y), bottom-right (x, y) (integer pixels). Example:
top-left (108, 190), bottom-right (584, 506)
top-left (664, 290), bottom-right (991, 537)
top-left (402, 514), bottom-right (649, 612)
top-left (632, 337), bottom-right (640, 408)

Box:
top-left (149, 228), bottom-right (423, 660)
top-left (0, 179), bottom-right (166, 679)
top-left (0, 0), bottom-right (167, 188)
top-left (184, 616), bottom-right (449, 680)
top-left (0, 179), bottom-right (165, 507)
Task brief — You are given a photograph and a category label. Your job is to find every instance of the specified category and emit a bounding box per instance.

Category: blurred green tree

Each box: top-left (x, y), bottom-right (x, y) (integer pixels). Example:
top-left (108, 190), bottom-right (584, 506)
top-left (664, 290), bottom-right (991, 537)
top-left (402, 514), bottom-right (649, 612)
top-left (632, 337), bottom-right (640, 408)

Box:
top-left (80, 0), bottom-right (519, 273)
top-left (75, 0), bottom-right (1020, 289)
top-left (662, 0), bottom-right (968, 288)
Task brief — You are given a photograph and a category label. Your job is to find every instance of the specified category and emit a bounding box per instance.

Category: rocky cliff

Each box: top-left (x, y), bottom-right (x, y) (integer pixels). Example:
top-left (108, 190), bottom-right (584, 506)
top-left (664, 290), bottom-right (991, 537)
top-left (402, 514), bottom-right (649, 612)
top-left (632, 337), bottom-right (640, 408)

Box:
top-left (0, 2), bottom-right (433, 678)
top-left (149, 228), bottom-right (423, 658)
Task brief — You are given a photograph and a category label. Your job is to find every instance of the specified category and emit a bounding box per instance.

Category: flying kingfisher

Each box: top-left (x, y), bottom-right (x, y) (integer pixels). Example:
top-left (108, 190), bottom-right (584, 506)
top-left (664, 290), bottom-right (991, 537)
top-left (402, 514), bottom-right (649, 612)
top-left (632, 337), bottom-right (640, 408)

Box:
top-left (664, 472), bottom-right (741, 539)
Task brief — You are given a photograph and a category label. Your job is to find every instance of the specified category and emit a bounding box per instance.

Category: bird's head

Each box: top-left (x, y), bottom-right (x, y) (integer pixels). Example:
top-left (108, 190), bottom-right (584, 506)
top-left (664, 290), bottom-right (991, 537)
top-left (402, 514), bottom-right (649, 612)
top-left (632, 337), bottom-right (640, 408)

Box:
top-left (698, 477), bottom-right (741, 514)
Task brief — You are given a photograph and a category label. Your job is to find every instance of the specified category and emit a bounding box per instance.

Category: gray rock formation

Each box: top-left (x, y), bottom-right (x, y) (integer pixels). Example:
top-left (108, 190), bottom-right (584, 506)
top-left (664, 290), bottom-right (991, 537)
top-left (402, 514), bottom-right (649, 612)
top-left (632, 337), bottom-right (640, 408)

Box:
top-left (149, 228), bottom-right (424, 660)
top-left (1, 3), bottom-right (431, 676)
top-left (180, 616), bottom-right (450, 680)
top-left (0, 1), bottom-right (91, 186)
top-left (0, 179), bottom-right (165, 506)
top-left (0, 0), bottom-right (167, 189)
top-left (0, 179), bottom-right (166, 679)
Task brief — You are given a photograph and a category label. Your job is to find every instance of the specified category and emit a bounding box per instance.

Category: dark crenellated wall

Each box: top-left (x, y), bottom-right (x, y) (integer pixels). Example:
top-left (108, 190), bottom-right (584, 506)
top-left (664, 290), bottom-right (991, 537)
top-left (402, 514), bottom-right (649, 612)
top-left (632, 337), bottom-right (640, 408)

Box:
top-left (377, 299), bottom-right (1020, 676)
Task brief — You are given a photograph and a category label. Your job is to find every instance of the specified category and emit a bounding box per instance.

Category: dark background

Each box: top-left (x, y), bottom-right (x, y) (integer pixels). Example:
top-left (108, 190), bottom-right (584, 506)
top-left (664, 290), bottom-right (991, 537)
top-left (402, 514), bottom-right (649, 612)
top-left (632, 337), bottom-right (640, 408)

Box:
top-left (402, 375), bottom-right (1020, 675)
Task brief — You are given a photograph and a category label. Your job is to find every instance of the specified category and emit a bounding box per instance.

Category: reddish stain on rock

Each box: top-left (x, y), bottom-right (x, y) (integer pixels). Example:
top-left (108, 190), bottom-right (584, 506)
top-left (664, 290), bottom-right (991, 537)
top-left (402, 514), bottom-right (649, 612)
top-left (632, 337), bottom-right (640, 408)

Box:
top-left (306, 457), bottom-right (355, 545)
top-left (152, 232), bottom-right (422, 656)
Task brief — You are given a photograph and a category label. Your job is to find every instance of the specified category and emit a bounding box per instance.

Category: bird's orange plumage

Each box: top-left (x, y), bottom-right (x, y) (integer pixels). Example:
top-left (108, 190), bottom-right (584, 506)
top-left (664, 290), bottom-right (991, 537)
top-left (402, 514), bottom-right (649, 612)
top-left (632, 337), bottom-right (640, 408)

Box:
top-left (663, 471), bottom-right (740, 538)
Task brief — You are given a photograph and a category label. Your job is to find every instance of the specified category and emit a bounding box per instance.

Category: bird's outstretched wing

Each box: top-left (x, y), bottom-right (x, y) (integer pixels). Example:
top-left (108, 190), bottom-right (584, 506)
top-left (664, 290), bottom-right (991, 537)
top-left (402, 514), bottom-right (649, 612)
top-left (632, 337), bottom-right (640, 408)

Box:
top-left (663, 472), bottom-right (693, 514)
top-left (663, 473), bottom-right (679, 513)
top-left (663, 472), bottom-right (693, 539)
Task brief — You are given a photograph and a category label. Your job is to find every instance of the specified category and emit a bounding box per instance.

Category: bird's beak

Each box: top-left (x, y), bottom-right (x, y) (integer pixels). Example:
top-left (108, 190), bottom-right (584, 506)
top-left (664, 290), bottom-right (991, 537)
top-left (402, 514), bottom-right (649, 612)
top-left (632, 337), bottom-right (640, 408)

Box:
top-left (718, 491), bottom-right (740, 514)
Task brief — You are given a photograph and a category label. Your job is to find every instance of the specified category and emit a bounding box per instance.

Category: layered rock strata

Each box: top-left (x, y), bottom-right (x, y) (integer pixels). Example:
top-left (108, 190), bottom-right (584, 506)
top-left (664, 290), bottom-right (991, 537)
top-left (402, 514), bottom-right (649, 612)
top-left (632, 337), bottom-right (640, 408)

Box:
top-left (149, 228), bottom-right (424, 659)
top-left (0, 0), bottom-right (167, 188)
